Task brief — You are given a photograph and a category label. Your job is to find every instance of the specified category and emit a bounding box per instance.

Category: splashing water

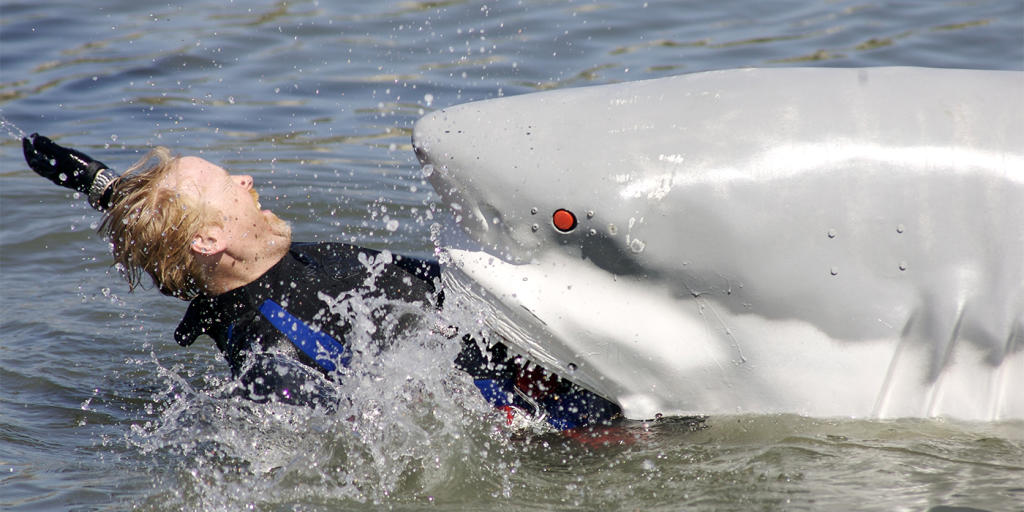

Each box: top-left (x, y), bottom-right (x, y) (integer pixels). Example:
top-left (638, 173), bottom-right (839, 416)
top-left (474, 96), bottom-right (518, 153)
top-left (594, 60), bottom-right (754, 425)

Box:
top-left (123, 252), bottom-right (538, 510)
top-left (0, 112), bottom-right (28, 140)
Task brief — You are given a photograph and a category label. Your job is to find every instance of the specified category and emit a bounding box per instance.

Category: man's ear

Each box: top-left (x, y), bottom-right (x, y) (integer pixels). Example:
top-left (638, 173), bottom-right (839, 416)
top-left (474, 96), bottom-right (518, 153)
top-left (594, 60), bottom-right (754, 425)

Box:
top-left (191, 225), bottom-right (226, 256)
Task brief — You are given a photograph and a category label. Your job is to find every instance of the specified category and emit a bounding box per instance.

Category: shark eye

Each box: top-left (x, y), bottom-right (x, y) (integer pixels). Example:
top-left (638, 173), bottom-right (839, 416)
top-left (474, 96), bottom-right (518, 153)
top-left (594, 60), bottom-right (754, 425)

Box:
top-left (552, 209), bottom-right (577, 232)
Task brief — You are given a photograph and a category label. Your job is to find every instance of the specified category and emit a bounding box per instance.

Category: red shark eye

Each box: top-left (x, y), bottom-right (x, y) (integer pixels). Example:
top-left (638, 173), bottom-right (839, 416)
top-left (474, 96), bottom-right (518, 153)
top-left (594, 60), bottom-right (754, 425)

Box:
top-left (552, 209), bottom-right (577, 232)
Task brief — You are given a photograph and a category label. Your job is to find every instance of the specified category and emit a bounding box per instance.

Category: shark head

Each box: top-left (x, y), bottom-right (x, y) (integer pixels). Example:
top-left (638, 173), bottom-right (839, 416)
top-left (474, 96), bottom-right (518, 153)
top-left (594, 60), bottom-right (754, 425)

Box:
top-left (412, 82), bottom-right (686, 278)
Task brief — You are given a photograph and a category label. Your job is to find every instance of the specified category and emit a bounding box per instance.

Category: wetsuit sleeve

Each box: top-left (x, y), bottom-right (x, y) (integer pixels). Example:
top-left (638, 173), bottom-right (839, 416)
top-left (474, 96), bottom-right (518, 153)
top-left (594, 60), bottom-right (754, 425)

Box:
top-left (22, 134), bottom-right (120, 210)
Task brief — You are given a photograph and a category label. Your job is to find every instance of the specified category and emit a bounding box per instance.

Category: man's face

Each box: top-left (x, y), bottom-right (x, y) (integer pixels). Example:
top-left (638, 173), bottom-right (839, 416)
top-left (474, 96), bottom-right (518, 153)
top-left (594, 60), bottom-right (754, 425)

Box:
top-left (161, 156), bottom-right (291, 251)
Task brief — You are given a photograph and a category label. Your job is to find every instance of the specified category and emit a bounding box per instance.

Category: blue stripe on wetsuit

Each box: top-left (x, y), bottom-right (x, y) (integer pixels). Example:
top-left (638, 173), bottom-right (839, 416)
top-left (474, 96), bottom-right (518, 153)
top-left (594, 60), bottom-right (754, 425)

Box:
top-left (258, 298), bottom-right (350, 372)
top-left (473, 378), bottom-right (618, 430)
top-left (473, 379), bottom-right (515, 408)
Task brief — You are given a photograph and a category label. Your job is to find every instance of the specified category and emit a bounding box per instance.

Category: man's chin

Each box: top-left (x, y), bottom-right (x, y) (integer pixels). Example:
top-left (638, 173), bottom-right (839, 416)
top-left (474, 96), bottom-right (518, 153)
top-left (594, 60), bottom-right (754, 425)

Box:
top-left (268, 214), bottom-right (292, 241)
top-left (276, 224), bottom-right (293, 242)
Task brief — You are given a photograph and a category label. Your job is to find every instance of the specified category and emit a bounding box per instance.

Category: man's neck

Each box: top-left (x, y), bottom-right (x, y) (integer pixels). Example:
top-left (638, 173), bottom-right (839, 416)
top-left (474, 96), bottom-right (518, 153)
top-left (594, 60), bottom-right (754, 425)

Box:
top-left (203, 241), bottom-right (291, 296)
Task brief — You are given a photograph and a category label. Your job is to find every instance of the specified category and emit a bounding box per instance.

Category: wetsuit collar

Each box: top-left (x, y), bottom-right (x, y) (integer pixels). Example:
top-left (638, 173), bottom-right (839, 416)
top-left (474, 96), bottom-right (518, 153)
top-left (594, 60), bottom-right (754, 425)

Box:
top-left (174, 245), bottom-right (302, 346)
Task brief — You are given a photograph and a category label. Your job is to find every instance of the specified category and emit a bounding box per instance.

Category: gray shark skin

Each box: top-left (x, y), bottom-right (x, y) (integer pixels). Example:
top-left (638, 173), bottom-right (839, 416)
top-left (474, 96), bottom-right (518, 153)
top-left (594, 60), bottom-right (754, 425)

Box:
top-left (413, 67), bottom-right (1023, 420)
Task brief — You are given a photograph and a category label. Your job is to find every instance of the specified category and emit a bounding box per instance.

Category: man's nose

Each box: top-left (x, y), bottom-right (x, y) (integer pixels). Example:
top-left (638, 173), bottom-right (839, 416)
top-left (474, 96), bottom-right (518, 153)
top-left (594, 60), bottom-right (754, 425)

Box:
top-left (235, 175), bottom-right (254, 189)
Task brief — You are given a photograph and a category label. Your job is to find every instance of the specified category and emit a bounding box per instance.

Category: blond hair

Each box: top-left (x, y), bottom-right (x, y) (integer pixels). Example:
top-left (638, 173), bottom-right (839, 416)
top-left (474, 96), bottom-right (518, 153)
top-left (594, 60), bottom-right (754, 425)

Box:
top-left (99, 147), bottom-right (216, 300)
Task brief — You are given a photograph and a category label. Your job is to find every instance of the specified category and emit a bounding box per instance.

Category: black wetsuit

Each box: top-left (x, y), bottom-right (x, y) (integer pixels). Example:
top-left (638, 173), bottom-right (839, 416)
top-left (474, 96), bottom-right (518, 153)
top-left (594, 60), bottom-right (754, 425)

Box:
top-left (173, 242), bottom-right (620, 430)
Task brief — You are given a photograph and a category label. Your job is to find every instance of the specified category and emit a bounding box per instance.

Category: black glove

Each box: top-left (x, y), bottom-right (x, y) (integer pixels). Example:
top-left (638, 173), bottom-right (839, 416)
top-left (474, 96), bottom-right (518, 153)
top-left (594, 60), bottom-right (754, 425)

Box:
top-left (23, 133), bottom-right (120, 210)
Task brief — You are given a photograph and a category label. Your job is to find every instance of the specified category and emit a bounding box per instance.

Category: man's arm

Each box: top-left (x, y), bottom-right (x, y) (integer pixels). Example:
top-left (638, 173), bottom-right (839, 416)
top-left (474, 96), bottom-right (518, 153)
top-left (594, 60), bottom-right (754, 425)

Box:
top-left (22, 133), bottom-right (120, 211)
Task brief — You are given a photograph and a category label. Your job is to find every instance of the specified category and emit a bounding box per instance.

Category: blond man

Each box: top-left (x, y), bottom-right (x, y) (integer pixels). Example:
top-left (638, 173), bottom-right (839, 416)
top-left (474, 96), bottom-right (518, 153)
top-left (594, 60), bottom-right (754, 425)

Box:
top-left (23, 133), bottom-right (621, 428)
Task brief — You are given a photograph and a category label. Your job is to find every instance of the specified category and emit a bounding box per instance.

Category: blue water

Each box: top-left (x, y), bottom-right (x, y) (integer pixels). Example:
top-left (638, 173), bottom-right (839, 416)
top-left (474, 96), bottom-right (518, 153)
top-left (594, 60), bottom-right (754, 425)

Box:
top-left (2, 1), bottom-right (1023, 510)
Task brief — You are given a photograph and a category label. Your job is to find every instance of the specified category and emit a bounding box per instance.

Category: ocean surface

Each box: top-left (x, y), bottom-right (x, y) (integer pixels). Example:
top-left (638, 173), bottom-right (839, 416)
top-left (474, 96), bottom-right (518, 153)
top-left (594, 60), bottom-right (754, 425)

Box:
top-left (2, 1), bottom-right (1023, 510)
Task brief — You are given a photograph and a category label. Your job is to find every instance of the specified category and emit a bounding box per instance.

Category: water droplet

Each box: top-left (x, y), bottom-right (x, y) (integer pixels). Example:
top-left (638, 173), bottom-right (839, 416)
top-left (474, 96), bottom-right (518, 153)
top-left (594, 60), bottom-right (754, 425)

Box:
top-left (420, 164), bottom-right (434, 177)
top-left (898, 261), bottom-right (907, 271)
top-left (567, 363), bottom-right (577, 373)
top-left (588, 228), bottom-right (597, 236)
top-left (385, 219), bottom-right (399, 231)
top-left (829, 266), bottom-right (839, 276)
top-left (58, 172), bottom-right (68, 182)
top-left (827, 228), bottom-right (837, 239)
top-left (896, 224), bottom-right (905, 234)
top-left (530, 224), bottom-right (539, 232)
top-left (586, 210), bottom-right (595, 219)
top-left (424, 93), bottom-right (434, 106)
top-left (607, 224), bottom-right (618, 235)
top-left (530, 207), bottom-right (538, 215)
top-left (629, 238), bottom-right (646, 253)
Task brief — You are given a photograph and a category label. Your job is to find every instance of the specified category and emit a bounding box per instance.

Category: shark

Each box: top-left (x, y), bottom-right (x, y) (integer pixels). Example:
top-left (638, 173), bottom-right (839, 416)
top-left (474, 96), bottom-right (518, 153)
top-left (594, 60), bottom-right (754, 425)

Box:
top-left (412, 67), bottom-right (1023, 420)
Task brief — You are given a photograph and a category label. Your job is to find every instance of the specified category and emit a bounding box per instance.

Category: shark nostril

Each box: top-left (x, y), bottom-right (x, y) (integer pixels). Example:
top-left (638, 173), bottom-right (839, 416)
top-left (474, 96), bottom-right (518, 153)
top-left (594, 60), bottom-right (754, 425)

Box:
top-left (413, 144), bottom-right (429, 164)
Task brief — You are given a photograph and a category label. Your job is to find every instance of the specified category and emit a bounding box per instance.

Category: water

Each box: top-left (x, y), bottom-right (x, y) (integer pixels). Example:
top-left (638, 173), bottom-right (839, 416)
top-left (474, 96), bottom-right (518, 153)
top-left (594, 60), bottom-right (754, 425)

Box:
top-left (2, 0), bottom-right (1023, 510)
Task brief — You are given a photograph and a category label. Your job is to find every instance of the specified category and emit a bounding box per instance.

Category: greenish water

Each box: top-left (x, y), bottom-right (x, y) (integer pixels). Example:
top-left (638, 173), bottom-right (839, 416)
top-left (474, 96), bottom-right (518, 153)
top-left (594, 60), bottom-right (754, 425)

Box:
top-left (1, 1), bottom-right (1022, 510)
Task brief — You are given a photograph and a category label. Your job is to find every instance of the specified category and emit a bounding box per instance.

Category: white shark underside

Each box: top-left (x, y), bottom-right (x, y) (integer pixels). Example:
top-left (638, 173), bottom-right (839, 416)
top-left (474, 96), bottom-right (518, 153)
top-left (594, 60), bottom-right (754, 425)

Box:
top-left (412, 67), bottom-right (1024, 421)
